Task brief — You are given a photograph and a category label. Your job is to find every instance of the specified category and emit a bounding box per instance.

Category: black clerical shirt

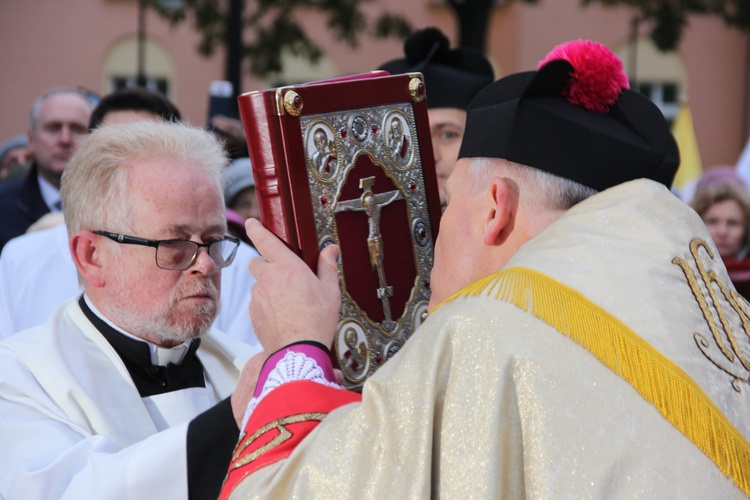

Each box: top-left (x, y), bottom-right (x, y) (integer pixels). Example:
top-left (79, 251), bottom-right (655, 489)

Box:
top-left (78, 296), bottom-right (240, 500)
top-left (80, 297), bottom-right (205, 396)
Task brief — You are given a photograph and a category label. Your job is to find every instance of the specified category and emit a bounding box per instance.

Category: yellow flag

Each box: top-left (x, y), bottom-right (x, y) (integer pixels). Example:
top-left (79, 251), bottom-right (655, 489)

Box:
top-left (671, 104), bottom-right (702, 201)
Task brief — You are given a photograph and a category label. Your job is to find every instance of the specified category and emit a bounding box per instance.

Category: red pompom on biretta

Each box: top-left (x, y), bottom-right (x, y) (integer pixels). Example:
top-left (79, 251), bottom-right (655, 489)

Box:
top-left (538, 40), bottom-right (629, 113)
top-left (459, 38), bottom-right (679, 191)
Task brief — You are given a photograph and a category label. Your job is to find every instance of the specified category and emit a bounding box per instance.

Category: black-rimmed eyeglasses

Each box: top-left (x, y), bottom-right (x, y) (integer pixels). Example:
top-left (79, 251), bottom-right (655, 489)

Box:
top-left (93, 230), bottom-right (240, 271)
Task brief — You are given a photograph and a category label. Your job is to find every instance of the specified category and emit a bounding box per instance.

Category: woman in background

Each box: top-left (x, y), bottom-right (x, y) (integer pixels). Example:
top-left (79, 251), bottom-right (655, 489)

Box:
top-left (690, 166), bottom-right (750, 298)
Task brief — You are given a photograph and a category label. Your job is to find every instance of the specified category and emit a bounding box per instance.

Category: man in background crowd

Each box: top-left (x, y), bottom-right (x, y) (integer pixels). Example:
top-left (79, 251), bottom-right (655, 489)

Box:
top-left (0, 87), bottom-right (96, 249)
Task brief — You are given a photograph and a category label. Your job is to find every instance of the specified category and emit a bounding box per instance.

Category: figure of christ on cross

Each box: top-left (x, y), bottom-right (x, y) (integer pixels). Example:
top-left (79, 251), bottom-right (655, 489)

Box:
top-left (335, 176), bottom-right (404, 332)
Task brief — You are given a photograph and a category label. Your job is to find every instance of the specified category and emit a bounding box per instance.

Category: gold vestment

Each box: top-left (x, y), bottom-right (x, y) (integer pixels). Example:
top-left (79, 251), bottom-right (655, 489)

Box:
top-left (229, 180), bottom-right (750, 499)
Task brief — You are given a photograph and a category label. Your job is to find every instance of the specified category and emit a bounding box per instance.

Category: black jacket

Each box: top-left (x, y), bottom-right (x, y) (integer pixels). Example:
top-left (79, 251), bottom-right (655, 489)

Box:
top-left (0, 163), bottom-right (51, 251)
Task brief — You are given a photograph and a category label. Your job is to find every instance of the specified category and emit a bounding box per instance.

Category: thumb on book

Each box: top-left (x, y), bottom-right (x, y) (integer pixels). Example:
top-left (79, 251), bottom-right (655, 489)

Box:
top-left (317, 244), bottom-right (340, 287)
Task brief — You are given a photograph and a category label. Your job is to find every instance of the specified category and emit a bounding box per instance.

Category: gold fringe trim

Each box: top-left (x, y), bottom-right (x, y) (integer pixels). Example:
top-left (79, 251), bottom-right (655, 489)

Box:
top-left (443, 267), bottom-right (750, 496)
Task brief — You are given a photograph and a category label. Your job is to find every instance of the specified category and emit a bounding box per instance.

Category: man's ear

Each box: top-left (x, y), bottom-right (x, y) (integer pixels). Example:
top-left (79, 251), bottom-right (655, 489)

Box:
top-left (70, 231), bottom-right (106, 288)
top-left (483, 177), bottom-right (515, 246)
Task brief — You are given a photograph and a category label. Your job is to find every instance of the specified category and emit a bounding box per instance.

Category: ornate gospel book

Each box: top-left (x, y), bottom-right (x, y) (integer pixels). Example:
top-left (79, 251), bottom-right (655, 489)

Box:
top-left (238, 71), bottom-right (442, 389)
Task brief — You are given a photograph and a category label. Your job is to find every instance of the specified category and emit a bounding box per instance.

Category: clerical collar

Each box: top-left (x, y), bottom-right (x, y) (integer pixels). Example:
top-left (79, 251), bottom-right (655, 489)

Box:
top-left (78, 295), bottom-right (206, 397)
top-left (82, 294), bottom-right (193, 366)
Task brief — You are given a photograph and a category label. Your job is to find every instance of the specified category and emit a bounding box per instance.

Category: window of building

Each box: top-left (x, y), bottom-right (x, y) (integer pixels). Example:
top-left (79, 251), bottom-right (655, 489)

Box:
top-left (110, 76), bottom-right (169, 95)
top-left (616, 38), bottom-right (686, 128)
top-left (632, 81), bottom-right (680, 127)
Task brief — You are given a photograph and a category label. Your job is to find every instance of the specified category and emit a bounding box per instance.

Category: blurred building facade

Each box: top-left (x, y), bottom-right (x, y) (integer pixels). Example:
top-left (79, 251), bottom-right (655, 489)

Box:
top-left (1, 0), bottom-right (746, 168)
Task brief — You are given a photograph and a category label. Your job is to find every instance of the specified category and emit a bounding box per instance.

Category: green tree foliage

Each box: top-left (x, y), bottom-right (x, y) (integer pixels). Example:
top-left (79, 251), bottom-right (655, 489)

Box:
top-left (583, 0), bottom-right (750, 51)
top-left (151, 0), bottom-right (412, 78)
top-left (440, 0), bottom-right (749, 53)
top-left (153, 0), bottom-right (749, 80)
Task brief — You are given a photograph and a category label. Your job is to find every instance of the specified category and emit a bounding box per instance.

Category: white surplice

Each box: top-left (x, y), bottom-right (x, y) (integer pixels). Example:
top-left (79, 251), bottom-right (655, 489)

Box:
top-left (0, 298), bottom-right (254, 500)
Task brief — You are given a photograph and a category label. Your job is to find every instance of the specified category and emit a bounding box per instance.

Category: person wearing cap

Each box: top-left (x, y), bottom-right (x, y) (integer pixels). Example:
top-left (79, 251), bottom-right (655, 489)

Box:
top-left (0, 87), bottom-right (96, 251)
top-left (223, 157), bottom-right (259, 248)
top-left (379, 27), bottom-right (494, 207)
top-left (220, 40), bottom-right (750, 498)
top-left (0, 134), bottom-right (31, 183)
top-left (224, 157), bottom-right (259, 223)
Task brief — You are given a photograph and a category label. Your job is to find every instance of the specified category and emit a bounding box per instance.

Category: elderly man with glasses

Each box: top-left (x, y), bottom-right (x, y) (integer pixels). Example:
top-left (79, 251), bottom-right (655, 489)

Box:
top-left (0, 121), bottom-right (260, 500)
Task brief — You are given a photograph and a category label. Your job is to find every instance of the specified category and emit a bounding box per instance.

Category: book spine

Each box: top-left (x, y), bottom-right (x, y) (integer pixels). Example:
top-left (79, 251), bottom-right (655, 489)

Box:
top-left (238, 92), bottom-right (299, 253)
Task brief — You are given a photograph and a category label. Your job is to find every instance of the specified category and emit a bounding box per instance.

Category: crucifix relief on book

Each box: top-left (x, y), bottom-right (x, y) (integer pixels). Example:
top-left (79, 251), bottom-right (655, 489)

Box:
top-left (238, 72), bottom-right (442, 389)
top-left (335, 176), bottom-right (404, 333)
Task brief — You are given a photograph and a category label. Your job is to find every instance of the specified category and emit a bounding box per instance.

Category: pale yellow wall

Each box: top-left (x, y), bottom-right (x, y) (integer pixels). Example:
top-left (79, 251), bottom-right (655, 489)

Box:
top-left (103, 37), bottom-right (176, 94)
top-left (615, 38), bottom-right (688, 93)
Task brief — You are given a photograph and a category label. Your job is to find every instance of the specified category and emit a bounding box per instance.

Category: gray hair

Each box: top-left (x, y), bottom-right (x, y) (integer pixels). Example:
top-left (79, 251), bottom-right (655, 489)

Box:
top-left (29, 87), bottom-right (97, 130)
top-left (470, 157), bottom-right (598, 211)
top-left (61, 120), bottom-right (228, 238)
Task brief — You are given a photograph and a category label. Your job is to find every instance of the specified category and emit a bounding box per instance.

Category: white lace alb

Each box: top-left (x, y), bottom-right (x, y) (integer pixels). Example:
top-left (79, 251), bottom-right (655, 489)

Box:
top-left (241, 350), bottom-right (340, 429)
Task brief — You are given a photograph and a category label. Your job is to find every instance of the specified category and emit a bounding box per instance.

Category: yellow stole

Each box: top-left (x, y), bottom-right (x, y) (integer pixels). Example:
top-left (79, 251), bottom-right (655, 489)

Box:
top-left (443, 266), bottom-right (750, 496)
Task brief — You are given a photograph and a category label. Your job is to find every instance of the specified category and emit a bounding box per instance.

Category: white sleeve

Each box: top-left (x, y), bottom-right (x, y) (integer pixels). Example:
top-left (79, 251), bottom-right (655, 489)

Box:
top-left (213, 242), bottom-right (261, 351)
top-left (0, 351), bottom-right (189, 500)
top-left (0, 227), bottom-right (80, 340)
top-left (0, 244), bottom-right (15, 340)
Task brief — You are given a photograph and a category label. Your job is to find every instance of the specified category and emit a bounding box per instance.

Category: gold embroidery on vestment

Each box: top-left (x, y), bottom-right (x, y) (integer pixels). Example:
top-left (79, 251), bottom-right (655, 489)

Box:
top-left (229, 412), bottom-right (328, 470)
top-left (673, 238), bottom-right (750, 391)
top-left (442, 266), bottom-right (750, 496)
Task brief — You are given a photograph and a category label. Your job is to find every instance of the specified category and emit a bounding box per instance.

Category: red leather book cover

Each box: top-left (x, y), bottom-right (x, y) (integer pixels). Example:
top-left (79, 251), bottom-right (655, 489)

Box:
top-left (238, 72), bottom-right (441, 389)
